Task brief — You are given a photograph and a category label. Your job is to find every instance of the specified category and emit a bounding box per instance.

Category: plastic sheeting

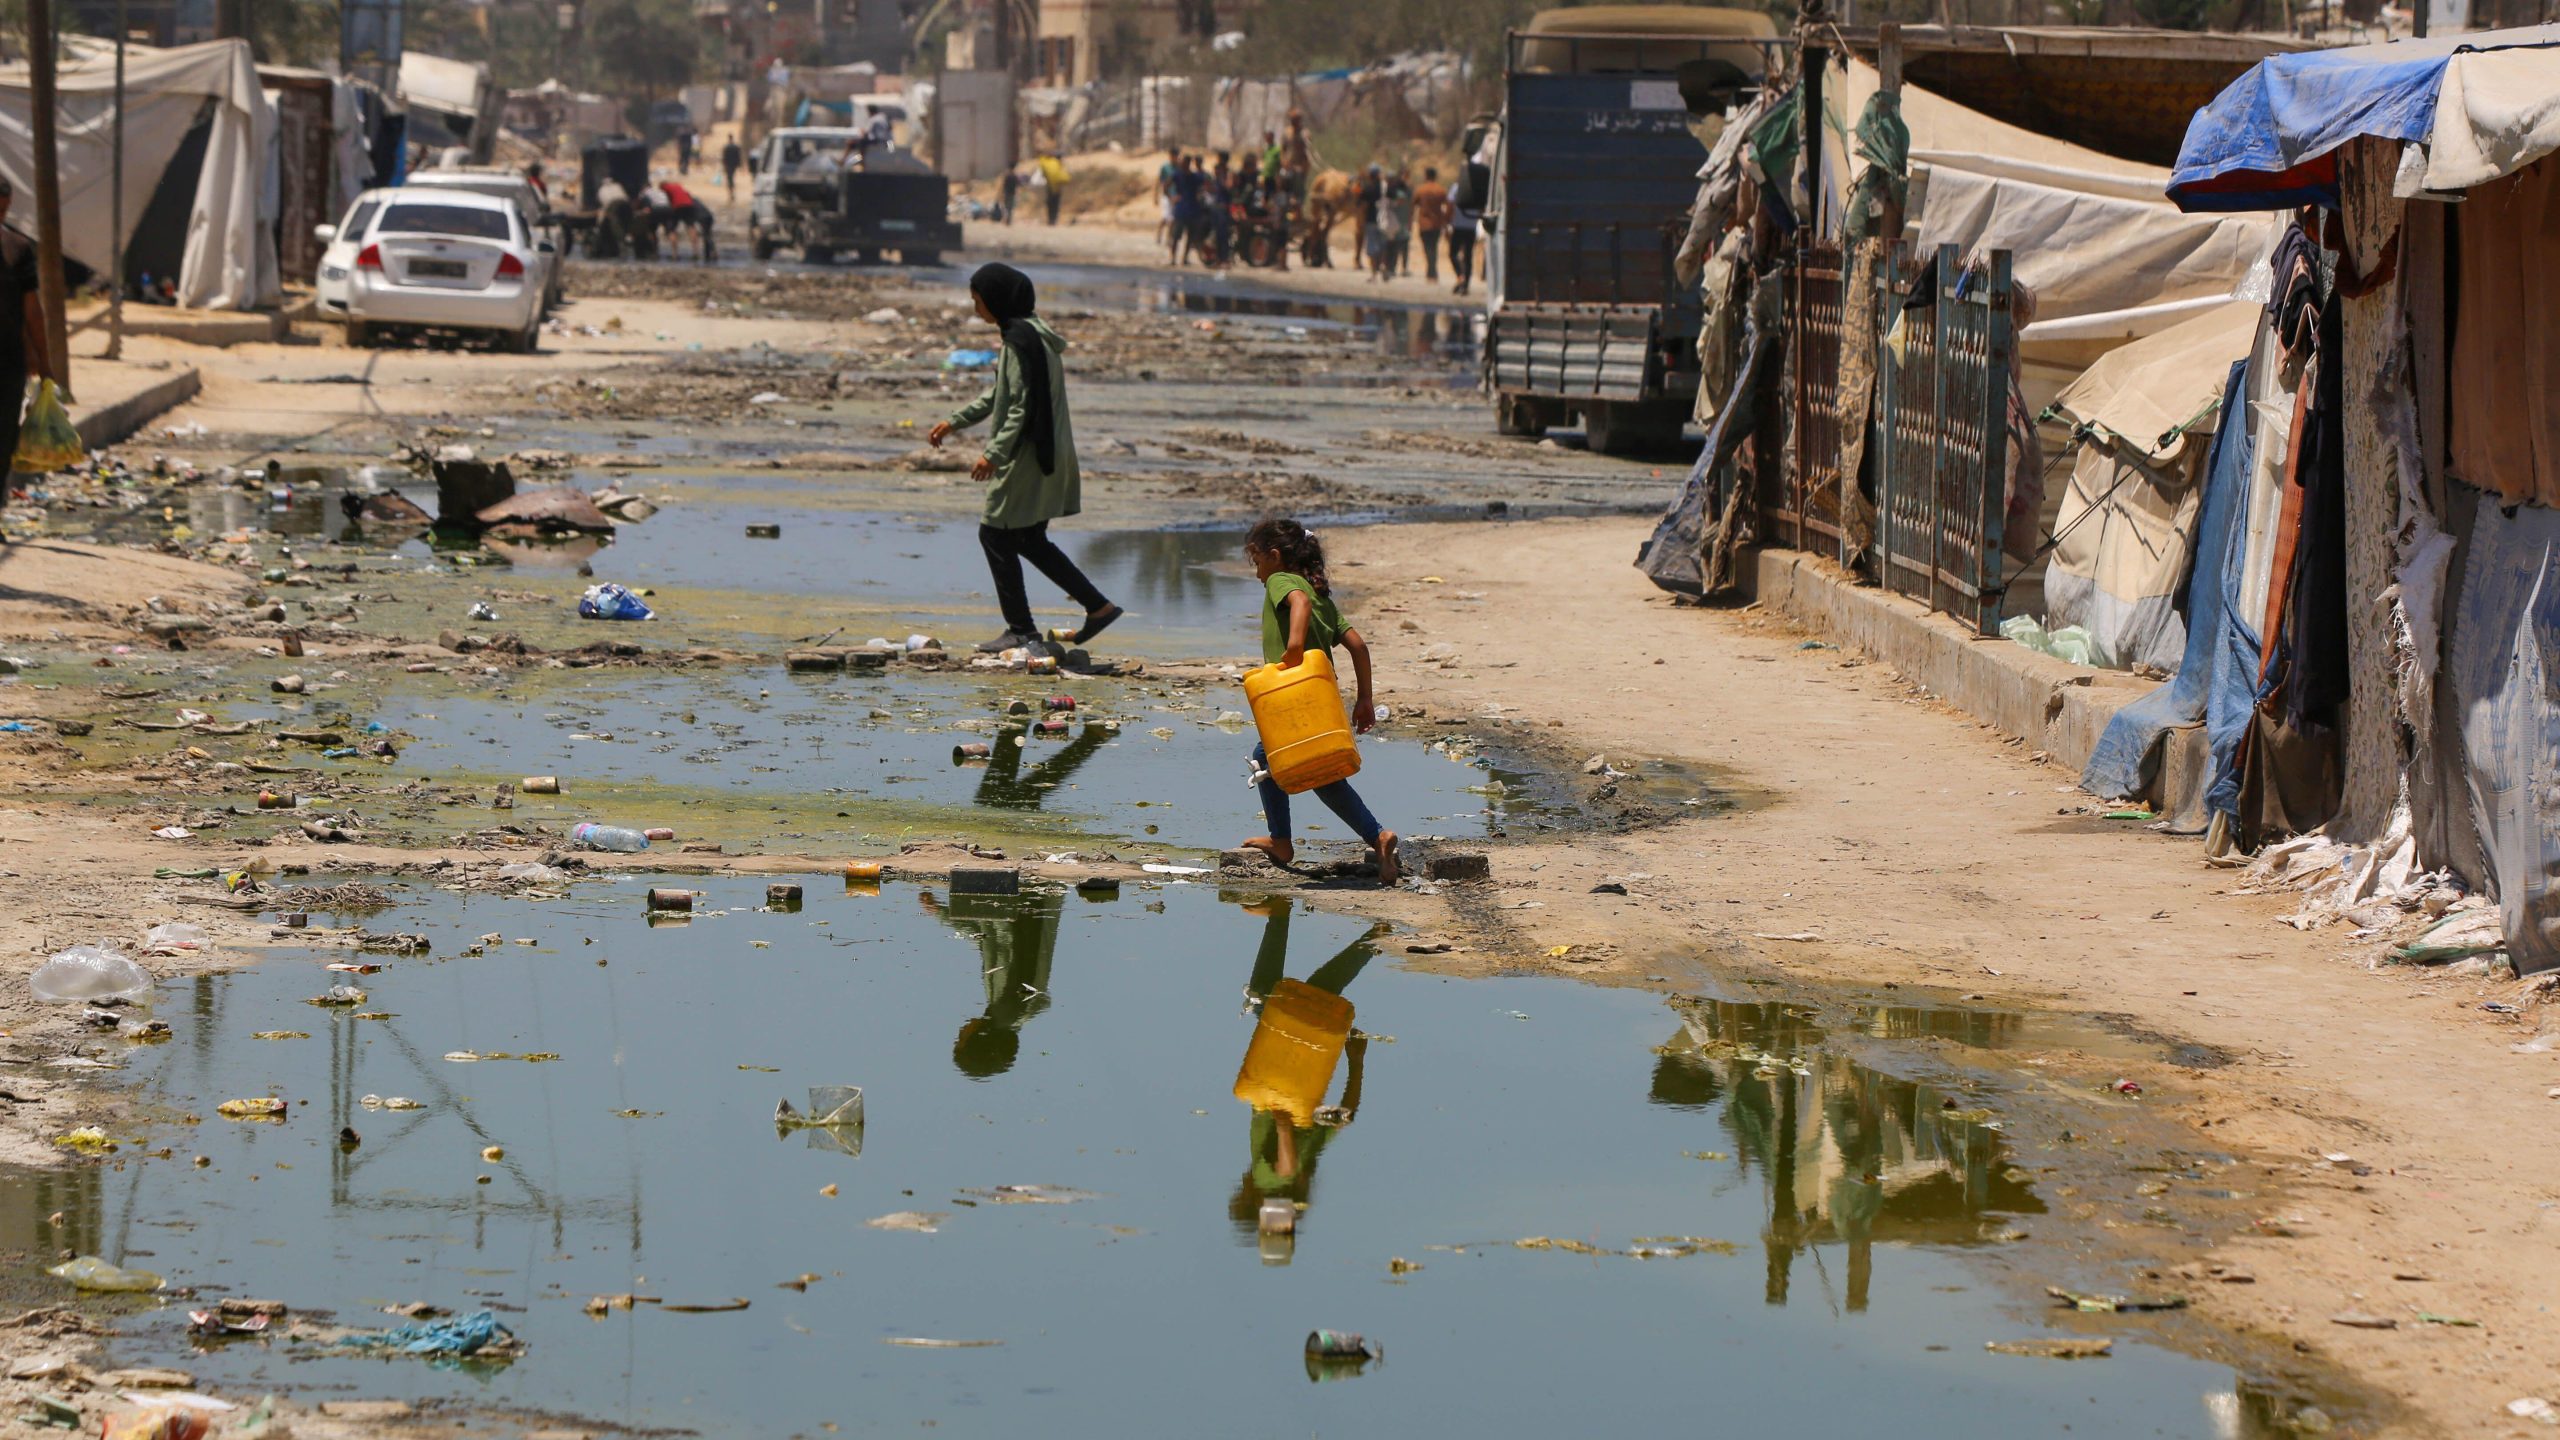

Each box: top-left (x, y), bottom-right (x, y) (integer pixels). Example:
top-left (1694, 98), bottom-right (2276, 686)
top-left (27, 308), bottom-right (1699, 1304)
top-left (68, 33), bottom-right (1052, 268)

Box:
top-left (2169, 23), bottom-right (2560, 211)
top-left (2447, 494), bottom-right (2560, 975)
top-left (2082, 358), bottom-right (2252, 816)
top-left (2042, 302), bottom-right (2260, 673)
top-left (0, 38), bottom-right (279, 310)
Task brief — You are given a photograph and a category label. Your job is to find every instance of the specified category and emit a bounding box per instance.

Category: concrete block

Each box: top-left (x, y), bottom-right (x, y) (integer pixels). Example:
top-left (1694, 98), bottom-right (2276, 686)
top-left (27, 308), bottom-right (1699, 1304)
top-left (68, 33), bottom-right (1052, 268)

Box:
top-left (1424, 853), bottom-right (1491, 882)
top-left (949, 864), bottom-right (1020, 896)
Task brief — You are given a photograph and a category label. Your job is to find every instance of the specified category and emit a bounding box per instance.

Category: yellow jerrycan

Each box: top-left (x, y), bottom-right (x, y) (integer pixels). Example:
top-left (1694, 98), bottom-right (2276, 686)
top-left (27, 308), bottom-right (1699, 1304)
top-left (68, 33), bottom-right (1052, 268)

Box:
top-left (1233, 979), bottom-right (1356, 1127)
top-left (1243, 648), bottom-right (1362, 794)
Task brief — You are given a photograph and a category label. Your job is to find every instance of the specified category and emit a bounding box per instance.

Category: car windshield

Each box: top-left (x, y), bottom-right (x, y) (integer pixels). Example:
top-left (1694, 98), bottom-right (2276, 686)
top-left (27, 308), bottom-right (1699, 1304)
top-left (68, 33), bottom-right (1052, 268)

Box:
top-left (376, 203), bottom-right (513, 241)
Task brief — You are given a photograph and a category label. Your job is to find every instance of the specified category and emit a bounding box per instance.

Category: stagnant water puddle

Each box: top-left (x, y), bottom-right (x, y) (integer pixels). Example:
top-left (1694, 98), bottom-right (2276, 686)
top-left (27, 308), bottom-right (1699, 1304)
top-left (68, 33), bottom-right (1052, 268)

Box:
top-left (317, 663), bottom-right (1705, 851)
top-left (30, 879), bottom-right (2312, 1436)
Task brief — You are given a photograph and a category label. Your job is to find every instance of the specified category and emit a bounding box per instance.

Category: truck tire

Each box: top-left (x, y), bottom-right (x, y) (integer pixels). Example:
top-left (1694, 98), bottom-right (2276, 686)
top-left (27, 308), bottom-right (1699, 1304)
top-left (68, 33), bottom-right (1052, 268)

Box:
top-left (1584, 401), bottom-right (1685, 458)
top-left (751, 225), bottom-right (778, 261)
top-left (1495, 392), bottom-right (1547, 438)
top-left (805, 245), bottom-right (835, 265)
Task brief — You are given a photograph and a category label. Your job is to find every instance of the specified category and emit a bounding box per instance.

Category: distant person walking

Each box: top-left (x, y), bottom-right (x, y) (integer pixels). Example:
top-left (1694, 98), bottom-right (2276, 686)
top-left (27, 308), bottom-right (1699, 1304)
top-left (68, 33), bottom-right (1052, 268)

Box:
top-left (0, 176), bottom-right (62, 520)
top-left (927, 264), bottom-right (1123, 654)
top-left (676, 127), bottom-right (696, 175)
top-left (721, 137), bottom-right (743, 197)
top-left (999, 166), bottom-right (1021, 225)
top-left (1450, 158), bottom-right (1484, 296)
top-left (1413, 166), bottom-right (1450, 282)
top-left (1037, 152), bottom-right (1069, 225)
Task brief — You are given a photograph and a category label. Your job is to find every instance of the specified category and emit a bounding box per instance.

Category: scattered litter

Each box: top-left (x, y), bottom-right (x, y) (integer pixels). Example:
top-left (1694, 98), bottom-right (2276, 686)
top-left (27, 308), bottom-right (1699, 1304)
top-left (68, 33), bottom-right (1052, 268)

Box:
top-left (55, 1127), bottom-right (114, 1154)
top-left (1304, 1330), bottom-right (1380, 1361)
top-left (882, 1337), bottom-right (1002, 1348)
top-left (1142, 863), bottom-right (1210, 876)
top-left (1753, 931), bottom-right (1822, 943)
top-left (2329, 1312), bottom-right (2399, 1329)
top-left (867, 1211), bottom-right (948, 1233)
top-left (578, 583), bottom-right (654, 621)
top-left (943, 349), bottom-right (998, 369)
top-left (1985, 1337), bottom-right (2111, 1359)
top-left (2508, 1397), bottom-right (2560, 1425)
top-left (141, 924), bottom-right (205, 955)
top-left (957, 1184), bottom-right (1096, 1205)
top-left (331, 1309), bottom-right (522, 1359)
top-left (31, 947), bottom-right (151, 1005)
top-left (2047, 1287), bottom-right (2186, 1313)
top-left (250, 1031), bottom-right (306, 1041)
top-left (661, 1299), bottom-right (750, 1313)
top-left (215, 1098), bottom-right (286, 1118)
top-left (48, 1257), bottom-right (161, 1293)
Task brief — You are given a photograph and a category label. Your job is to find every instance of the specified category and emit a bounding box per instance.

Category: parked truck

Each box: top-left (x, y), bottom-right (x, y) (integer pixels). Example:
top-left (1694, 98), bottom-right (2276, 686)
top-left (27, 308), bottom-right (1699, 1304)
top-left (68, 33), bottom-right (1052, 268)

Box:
top-left (1481, 6), bottom-right (1781, 455)
top-left (747, 124), bottom-right (962, 266)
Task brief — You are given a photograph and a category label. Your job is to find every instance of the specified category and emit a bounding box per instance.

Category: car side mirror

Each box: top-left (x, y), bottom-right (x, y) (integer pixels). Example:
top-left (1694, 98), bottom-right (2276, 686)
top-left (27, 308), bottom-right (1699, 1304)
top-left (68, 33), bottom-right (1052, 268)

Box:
top-left (314, 223), bottom-right (336, 244)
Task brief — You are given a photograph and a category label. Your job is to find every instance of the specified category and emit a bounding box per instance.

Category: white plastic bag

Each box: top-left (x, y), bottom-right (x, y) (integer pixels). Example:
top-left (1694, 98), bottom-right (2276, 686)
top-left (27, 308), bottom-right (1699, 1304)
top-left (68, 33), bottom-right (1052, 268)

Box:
top-left (31, 946), bottom-right (152, 1005)
top-left (143, 922), bottom-right (206, 954)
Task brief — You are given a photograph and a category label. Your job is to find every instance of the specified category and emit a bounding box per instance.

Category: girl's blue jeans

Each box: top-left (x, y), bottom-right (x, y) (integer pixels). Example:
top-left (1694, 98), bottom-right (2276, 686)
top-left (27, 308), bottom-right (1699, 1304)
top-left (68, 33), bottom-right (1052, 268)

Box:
top-left (1253, 743), bottom-right (1382, 848)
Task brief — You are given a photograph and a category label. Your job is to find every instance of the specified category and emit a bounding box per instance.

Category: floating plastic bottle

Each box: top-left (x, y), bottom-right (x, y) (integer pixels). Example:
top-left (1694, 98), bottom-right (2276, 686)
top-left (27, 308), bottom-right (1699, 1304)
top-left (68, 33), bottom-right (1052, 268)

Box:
top-left (571, 823), bottom-right (650, 853)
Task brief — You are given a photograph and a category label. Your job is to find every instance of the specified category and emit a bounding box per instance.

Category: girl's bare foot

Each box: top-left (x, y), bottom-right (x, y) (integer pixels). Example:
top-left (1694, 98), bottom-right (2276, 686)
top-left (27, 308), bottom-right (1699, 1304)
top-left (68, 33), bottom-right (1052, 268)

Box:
top-left (1374, 831), bottom-right (1400, 886)
top-left (1241, 836), bottom-right (1296, 866)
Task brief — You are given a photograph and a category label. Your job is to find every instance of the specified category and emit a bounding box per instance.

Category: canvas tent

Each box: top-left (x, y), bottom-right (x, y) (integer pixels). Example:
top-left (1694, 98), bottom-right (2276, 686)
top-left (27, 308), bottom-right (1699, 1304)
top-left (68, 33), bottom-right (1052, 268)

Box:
top-left (2041, 300), bottom-right (2262, 673)
top-left (1829, 56), bottom-right (2277, 389)
top-left (0, 36), bottom-right (278, 310)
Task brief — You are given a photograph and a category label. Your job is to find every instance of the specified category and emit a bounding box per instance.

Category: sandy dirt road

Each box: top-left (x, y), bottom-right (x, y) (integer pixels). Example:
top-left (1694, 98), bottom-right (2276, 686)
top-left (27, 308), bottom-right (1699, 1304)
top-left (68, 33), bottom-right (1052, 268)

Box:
top-left (1318, 515), bottom-right (2560, 1438)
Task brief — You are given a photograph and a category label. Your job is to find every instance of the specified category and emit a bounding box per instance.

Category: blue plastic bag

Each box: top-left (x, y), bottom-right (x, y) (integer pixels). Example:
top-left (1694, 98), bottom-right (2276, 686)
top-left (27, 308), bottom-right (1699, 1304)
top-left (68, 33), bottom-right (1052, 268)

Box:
top-left (944, 348), bottom-right (998, 369)
top-left (578, 582), bottom-right (654, 621)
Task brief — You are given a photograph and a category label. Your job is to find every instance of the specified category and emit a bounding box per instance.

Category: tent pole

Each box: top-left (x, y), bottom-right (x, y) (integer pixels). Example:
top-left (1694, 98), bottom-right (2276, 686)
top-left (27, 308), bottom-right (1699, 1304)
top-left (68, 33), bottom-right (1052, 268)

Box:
top-left (27, 0), bottom-right (70, 396)
top-left (107, 0), bottom-right (126, 361)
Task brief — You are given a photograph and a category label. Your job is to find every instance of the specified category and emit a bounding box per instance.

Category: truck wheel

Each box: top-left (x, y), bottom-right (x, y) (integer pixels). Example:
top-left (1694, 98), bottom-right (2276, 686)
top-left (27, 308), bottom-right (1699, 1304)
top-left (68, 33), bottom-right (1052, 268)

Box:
top-left (1495, 392), bottom-right (1546, 438)
top-left (805, 245), bottom-right (835, 264)
top-left (751, 226), bottom-right (777, 261)
top-left (1585, 401), bottom-right (1684, 457)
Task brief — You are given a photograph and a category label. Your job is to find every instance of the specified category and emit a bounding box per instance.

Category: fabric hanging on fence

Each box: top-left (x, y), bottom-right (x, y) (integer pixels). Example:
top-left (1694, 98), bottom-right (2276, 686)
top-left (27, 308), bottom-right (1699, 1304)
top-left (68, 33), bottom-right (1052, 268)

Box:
top-left (1637, 271), bottom-right (1785, 598)
top-left (1676, 87), bottom-right (1776, 286)
top-left (2447, 155), bottom-right (2560, 510)
top-left (2277, 292), bottom-right (2352, 731)
top-left (2207, 325), bottom-right (2297, 821)
top-left (2447, 489), bottom-right (2560, 974)
top-left (1835, 238), bottom-right (1884, 561)
top-left (2082, 358), bottom-right (2255, 817)
top-left (1693, 228), bottom-right (1753, 427)
top-left (1841, 90), bottom-right (1908, 240)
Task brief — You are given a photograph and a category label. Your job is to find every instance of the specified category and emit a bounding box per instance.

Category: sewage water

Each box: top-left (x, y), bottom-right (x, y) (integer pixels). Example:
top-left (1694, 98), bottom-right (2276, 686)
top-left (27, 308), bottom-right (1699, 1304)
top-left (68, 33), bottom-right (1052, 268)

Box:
top-left (345, 663), bottom-right (1693, 851)
top-left (49, 880), bottom-right (2300, 1437)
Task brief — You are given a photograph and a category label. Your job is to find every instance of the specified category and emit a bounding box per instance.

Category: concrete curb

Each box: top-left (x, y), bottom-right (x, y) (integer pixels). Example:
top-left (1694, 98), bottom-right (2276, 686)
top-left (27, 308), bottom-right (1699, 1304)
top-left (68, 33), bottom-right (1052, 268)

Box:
top-left (74, 368), bottom-right (203, 451)
top-left (1741, 547), bottom-right (2206, 803)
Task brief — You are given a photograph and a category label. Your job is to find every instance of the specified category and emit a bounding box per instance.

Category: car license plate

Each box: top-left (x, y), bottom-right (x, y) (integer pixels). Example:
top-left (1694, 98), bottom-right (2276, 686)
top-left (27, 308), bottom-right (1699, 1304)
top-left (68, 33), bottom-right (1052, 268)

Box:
top-left (408, 258), bottom-right (467, 279)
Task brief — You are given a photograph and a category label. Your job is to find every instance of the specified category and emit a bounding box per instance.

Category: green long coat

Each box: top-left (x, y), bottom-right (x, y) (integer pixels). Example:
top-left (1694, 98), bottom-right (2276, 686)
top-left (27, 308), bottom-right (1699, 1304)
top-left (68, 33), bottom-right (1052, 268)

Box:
top-left (945, 317), bottom-right (1081, 529)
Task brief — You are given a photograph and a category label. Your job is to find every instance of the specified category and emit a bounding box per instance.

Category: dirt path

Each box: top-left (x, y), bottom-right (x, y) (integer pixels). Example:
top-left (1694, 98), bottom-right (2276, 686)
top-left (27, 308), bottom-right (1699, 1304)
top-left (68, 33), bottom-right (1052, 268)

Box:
top-left (1310, 515), bottom-right (2558, 1438)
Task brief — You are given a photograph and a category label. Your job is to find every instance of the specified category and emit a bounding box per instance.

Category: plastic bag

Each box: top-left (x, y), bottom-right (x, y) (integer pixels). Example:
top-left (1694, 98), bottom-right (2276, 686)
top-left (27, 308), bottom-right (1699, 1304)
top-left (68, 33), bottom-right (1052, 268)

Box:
top-left (30, 945), bottom-right (152, 1005)
top-left (11, 379), bottom-right (83, 474)
top-left (578, 582), bottom-right (654, 621)
top-left (143, 922), bottom-right (206, 954)
top-left (49, 1255), bottom-right (163, 1292)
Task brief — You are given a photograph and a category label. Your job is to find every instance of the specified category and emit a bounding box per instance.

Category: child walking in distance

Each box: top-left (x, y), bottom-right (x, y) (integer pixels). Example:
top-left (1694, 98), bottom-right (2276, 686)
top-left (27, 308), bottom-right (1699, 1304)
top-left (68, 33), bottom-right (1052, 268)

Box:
top-left (1239, 518), bottom-right (1399, 885)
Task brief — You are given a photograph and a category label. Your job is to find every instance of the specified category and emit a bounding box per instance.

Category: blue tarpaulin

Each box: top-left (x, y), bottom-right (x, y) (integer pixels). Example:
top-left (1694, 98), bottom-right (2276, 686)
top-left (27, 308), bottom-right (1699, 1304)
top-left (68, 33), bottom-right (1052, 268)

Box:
top-left (2082, 358), bottom-right (2253, 823)
top-left (2168, 27), bottom-right (2560, 212)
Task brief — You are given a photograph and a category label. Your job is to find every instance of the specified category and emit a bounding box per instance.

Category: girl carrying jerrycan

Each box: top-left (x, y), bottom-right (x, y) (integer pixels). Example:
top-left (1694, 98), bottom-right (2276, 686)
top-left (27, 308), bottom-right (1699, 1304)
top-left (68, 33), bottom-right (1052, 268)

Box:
top-left (1238, 518), bottom-right (1400, 886)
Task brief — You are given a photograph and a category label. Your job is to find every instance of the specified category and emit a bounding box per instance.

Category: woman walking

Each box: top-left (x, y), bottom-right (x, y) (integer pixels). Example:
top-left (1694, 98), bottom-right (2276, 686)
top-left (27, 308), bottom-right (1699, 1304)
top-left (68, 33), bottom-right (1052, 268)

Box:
top-left (929, 263), bottom-right (1123, 653)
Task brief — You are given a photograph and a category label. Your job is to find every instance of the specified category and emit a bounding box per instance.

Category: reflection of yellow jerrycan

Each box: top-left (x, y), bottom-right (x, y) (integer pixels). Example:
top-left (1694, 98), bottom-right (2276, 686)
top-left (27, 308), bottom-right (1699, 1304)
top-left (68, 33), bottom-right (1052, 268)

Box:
top-left (1243, 649), bottom-right (1362, 794)
top-left (1233, 980), bottom-right (1355, 1127)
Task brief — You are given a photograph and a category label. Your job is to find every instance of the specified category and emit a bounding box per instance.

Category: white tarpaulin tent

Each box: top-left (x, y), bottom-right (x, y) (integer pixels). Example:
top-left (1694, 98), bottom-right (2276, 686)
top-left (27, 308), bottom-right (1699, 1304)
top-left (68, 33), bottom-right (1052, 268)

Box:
top-left (1831, 57), bottom-right (2275, 368)
top-left (2042, 300), bottom-right (2262, 671)
top-left (0, 37), bottom-right (279, 310)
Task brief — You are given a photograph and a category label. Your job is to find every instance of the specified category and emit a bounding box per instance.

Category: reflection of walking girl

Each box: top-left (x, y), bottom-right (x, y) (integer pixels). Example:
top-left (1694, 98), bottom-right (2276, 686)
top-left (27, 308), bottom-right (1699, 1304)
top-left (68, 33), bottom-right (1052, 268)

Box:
top-left (1229, 897), bottom-right (1384, 1236)
top-left (1238, 518), bottom-right (1399, 884)
top-left (929, 264), bottom-right (1125, 653)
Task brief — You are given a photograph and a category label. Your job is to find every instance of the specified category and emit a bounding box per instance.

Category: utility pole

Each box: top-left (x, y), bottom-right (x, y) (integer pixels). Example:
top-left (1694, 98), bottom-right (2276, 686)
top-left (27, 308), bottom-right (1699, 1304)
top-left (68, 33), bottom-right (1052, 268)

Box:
top-left (27, 0), bottom-right (71, 396)
top-left (108, 0), bottom-right (127, 360)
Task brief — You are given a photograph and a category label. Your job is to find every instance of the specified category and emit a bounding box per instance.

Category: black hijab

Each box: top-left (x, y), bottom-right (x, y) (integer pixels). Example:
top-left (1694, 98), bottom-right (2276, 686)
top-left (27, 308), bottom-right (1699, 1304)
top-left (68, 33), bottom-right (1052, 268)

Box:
top-left (969, 262), bottom-right (1057, 474)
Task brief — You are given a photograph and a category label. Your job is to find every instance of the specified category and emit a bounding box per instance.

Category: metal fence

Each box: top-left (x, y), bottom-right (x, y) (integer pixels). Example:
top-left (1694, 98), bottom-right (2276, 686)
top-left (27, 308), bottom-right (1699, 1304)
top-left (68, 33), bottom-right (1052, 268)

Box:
top-left (1772, 239), bottom-right (1847, 556)
top-left (1871, 243), bottom-right (2014, 635)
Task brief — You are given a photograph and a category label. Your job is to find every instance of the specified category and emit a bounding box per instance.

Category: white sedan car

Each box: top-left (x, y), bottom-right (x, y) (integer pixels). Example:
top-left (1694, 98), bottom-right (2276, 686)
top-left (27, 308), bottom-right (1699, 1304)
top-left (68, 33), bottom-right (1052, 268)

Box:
top-left (315, 186), bottom-right (546, 352)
